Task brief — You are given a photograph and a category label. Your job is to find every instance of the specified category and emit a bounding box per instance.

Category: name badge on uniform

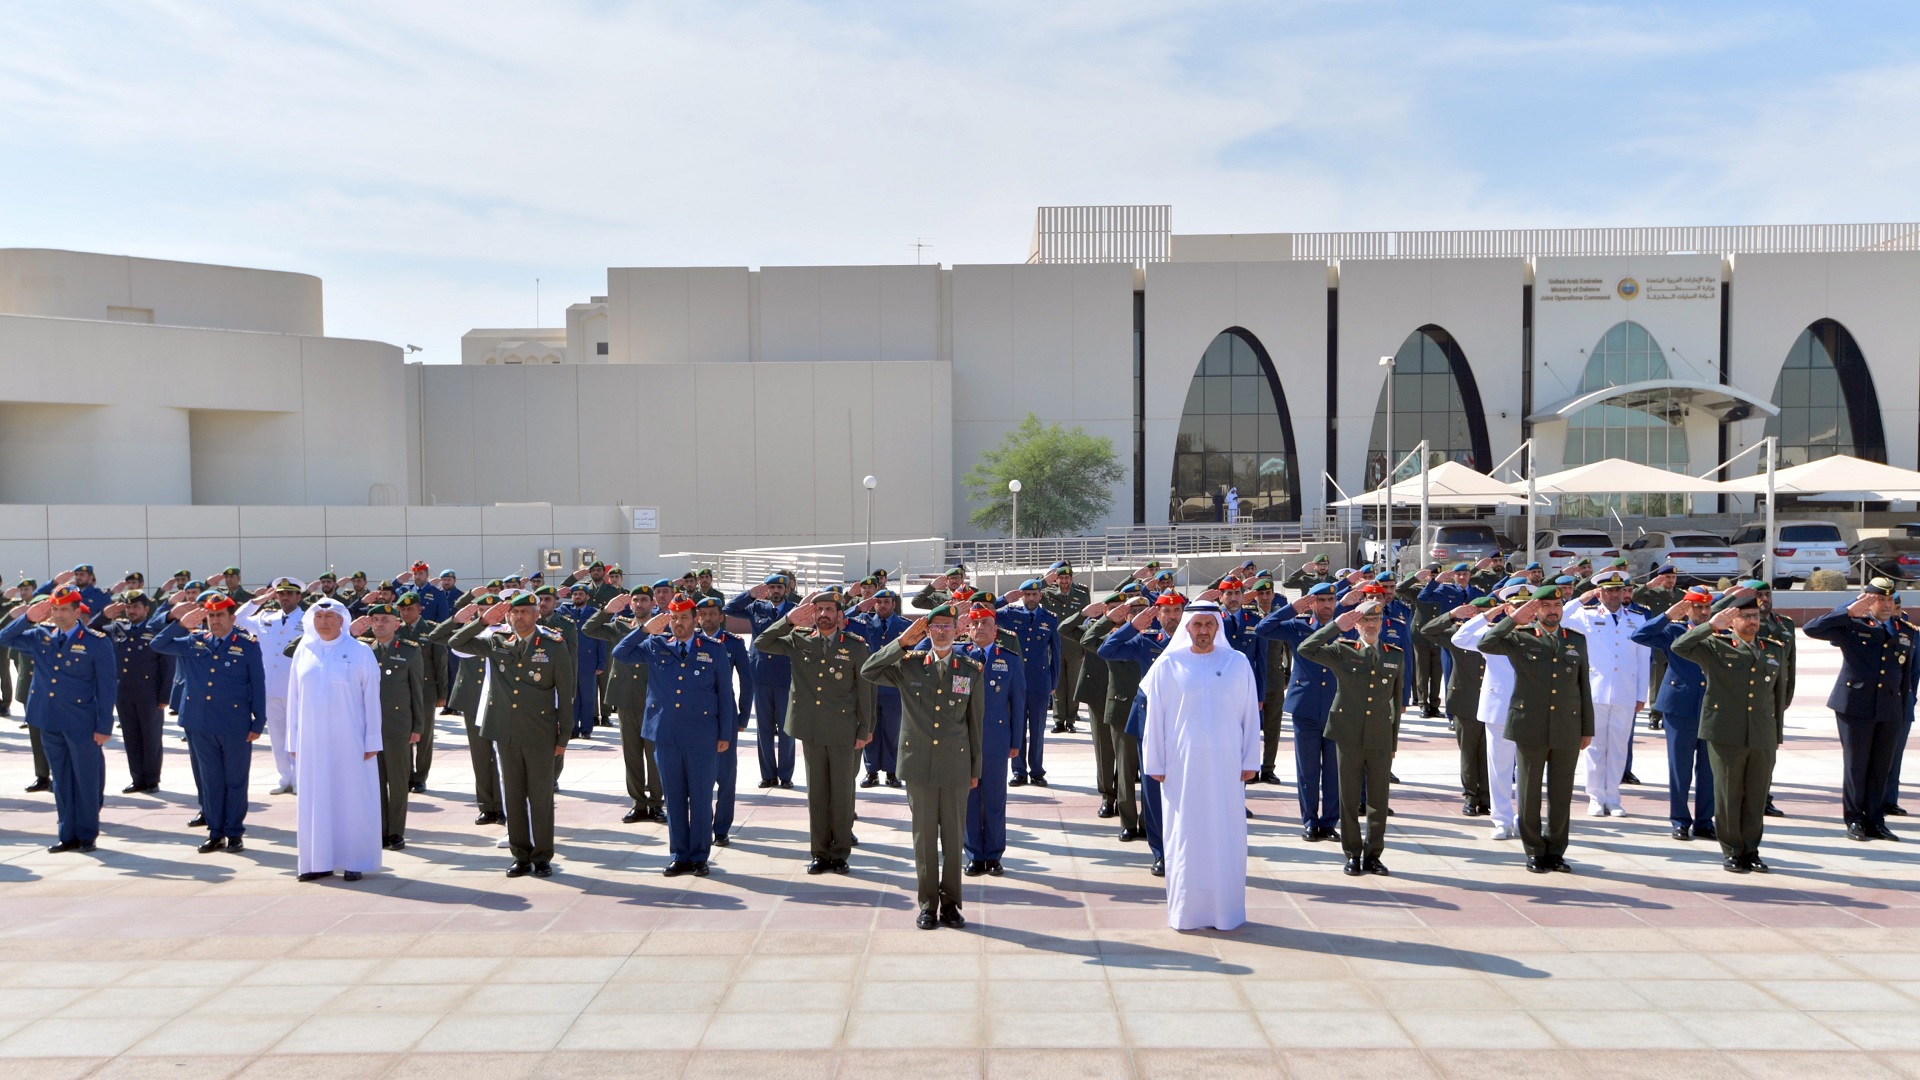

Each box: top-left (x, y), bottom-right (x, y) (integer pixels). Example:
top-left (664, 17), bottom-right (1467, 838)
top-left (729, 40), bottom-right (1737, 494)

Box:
top-left (952, 675), bottom-right (971, 695)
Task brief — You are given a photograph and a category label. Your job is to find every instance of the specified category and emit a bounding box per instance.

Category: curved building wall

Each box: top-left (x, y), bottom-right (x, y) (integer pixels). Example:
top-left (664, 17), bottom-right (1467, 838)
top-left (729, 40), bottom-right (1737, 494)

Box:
top-left (0, 249), bottom-right (323, 336)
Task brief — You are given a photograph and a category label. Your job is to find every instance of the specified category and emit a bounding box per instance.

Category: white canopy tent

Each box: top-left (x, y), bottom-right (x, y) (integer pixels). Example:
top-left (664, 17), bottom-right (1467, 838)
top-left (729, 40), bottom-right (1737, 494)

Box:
top-left (1515, 458), bottom-right (1729, 496)
top-left (1330, 461), bottom-right (1536, 507)
top-left (1719, 454), bottom-right (1920, 497)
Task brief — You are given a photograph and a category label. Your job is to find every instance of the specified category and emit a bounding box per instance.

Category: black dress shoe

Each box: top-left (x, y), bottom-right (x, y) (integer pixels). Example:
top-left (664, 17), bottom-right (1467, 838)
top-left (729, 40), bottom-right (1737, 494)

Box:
top-left (389, 835), bottom-right (408, 851)
top-left (1621, 771), bottom-right (1641, 785)
top-left (1342, 855), bottom-right (1363, 876)
top-left (1649, 717), bottom-right (1664, 731)
top-left (1723, 856), bottom-right (1749, 874)
top-left (1030, 777), bottom-right (1049, 787)
top-left (475, 812), bottom-right (504, 826)
top-left (621, 808), bottom-right (645, 824)
top-left (47, 839), bottom-right (80, 854)
top-left (187, 813), bottom-right (207, 828)
top-left (1364, 855), bottom-right (1389, 876)
top-left (506, 861), bottom-right (532, 877)
top-left (713, 834), bottom-right (731, 847)
top-left (692, 862), bottom-right (710, 877)
top-left (830, 859), bottom-right (851, 875)
top-left (408, 782), bottom-right (426, 794)
top-left (939, 905), bottom-right (965, 929)
top-left (916, 910), bottom-right (939, 930)
top-left (1388, 772), bottom-right (1401, 784)
top-left (298, 871), bottom-right (330, 882)
top-left (1525, 856), bottom-right (1548, 874)
top-left (136, 785), bottom-right (160, 794)
top-left (986, 860), bottom-right (1003, 876)
top-left (860, 772), bottom-right (879, 788)
top-left (965, 860), bottom-right (987, 877)
top-left (1462, 801), bottom-right (1479, 817)
top-left (1422, 708), bottom-right (1441, 719)
top-left (226, 837), bottom-right (243, 852)
top-left (885, 774), bottom-right (902, 788)
top-left (1119, 827), bottom-right (1142, 842)
top-left (1848, 822), bottom-right (1873, 842)
top-left (1748, 855), bottom-right (1770, 873)
top-left (24, 778), bottom-right (51, 793)
top-left (663, 861), bottom-right (691, 877)
top-left (1258, 768), bottom-right (1281, 785)
top-left (757, 779), bottom-right (779, 789)
top-left (121, 784), bottom-right (141, 794)
top-left (1671, 825), bottom-right (1692, 841)
top-left (777, 780), bottom-right (794, 790)
top-left (850, 834), bottom-right (860, 847)
top-left (1550, 857), bottom-right (1572, 873)
top-left (1873, 825), bottom-right (1901, 841)
top-left (197, 838), bottom-right (223, 854)
top-left (1149, 858), bottom-right (1165, 877)
top-left (1008, 776), bottom-right (1027, 787)
top-left (1764, 799), bottom-right (1784, 817)
top-left (1302, 826), bottom-right (1320, 842)
top-left (532, 862), bottom-right (553, 878)
top-left (77, 841), bottom-right (96, 853)
top-left (1693, 824), bottom-right (1717, 840)
top-left (1888, 805), bottom-right (1910, 817)
top-left (1097, 799), bottom-right (1117, 819)
top-left (343, 871), bottom-right (363, 882)
top-left (806, 858), bottom-right (830, 875)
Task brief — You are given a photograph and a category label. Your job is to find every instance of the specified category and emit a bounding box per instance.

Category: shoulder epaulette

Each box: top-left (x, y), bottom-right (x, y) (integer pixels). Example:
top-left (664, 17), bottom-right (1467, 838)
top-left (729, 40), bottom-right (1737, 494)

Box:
top-left (536, 625), bottom-right (563, 639)
top-left (234, 629), bottom-right (258, 642)
top-left (85, 627), bottom-right (106, 639)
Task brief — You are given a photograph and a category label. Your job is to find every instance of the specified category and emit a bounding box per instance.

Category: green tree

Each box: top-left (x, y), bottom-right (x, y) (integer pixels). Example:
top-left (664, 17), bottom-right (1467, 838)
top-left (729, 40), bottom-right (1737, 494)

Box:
top-left (963, 414), bottom-right (1124, 536)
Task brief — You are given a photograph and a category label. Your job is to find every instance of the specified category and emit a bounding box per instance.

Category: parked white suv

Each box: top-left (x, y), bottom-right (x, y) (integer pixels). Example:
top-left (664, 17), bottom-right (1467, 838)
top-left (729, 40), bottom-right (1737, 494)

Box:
top-left (1622, 530), bottom-right (1742, 585)
top-left (1729, 520), bottom-right (1852, 589)
top-left (1530, 530), bottom-right (1621, 567)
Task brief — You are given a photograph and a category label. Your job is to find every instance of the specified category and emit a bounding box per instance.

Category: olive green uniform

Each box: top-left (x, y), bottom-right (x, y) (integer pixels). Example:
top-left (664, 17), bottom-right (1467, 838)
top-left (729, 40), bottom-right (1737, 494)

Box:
top-left (1634, 584), bottom-right (1681, 724)
top-left (1397, 577), bottom-right (1444, 716)
top-left (361, 635), bottom-right (430, 840)
top-left (862, 640), bottom-right (985, 913)
top-left (427, 617), bottom-right (501, 818)
top-left (1298, 622), bottom-right (1404, 858)
top-left (581, 607), bottom-right (663, 815)
top-left (753, 616), bottom-right (874, 863)
top-left (1083, 614), bottom-right (1142, 832)
top-left (1283, 567), bottom-right (1334, 596)
top-left (1478, 617), bottom-right (1595, 862)
top-left (537, 612), bottom-right (580, 780)
top-left (1058, 610), bottom-right (1114, 799)
top-left (1672, 624), bottom-right (1790, 862)
top-left (1251, 597), bottom-right (1291, 770)
top-left (0, 596), bottom-right (44, 784)
top-left (449, 620), bottom-right (576, 865)
top-left (397, 615), bottom-right (446, 788)
top-left (1422, 611), bottom-right (1488, 810)
top-left (1041, 581), bottom-right (1092, 726)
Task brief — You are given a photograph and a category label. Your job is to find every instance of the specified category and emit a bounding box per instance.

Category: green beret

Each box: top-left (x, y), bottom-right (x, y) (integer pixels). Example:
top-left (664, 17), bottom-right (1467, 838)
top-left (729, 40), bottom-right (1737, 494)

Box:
top-left (926, 603), bottom-right (960, 620)
top-left (395, 592), bottom-right (420, 608)
top-left (534, 585), bottom-right (558, 597)
top-left (1470, 596), bottom-right (1497, 608)
top-left (363, 603), bottom-right (396, 617)
top-left (507, 593), bottom-right (538, 609)
top-left (1531, 585), bottom-right (1562, 601)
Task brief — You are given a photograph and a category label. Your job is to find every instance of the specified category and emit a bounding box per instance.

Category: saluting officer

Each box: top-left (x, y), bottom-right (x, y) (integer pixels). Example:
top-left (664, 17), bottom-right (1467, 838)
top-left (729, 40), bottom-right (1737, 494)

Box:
top-left (393, 590), bottom-right (447, 792)
top-left (1099, 592), bottom-right (1184, 876)
top-left (911, 565), bottom-right (969, 611)
top-left (861, 605), bottom-right (984, 929)
top-left (1803, 578), bottom-right (1916, 842)
top-left (1060, 595), bottom-right (1114, 814)
top-left (612, 595), bottom-right (737, 877)
top-left (1298, 600), bottom-right (1403, 876)
top-left (849, 587), bottom-right (911, 788)
top-left (449, 593), bottom-right (575, 878)
top-left (0, 585), bottom-right (118, 852)
top-left (153, 591), bottom-right (268, 853)
top-left (1423, 596), bottom-right (1497, 817)
top-left (1083, 591), bottom-right (1153, 842)
top-left (1253, 584), bottom-right (1341, 841)
top-left (1672, 594), bottom-right (1790, 872)
top-left (754, 589), bottom-right (874, 874)
top-left (723, 574), bottom-right (799, 789)
top-left (958, 602), bottom-right (1023, 876)
top-left (1712, 580), bottom-right (1797, 817)
top-left (92, 589), bottom-right (168, 794)
top-left (1040, 562), bottom-right (1091, 732)
top-left (1284, 554), bottom-right (1335, 595)
top-left (353, 603), bottom-right (429, 850)
top-left (998, 580), bottom-right (1060, 787)
top-left (585, 586), bottom-right (665, 824)
top-left (1634, 564), bottom-right (1683, 731)
top-left (693, 597), bottom-right (754, 847)
top-left (1630, 589), bottom-right (1717, 842)
top-left (1478, 585), bottom-right (1595, 873)
top-left (1246, 578), bottom-right (1290, 784)
top-left (428, 592), bottom-right (507, 825)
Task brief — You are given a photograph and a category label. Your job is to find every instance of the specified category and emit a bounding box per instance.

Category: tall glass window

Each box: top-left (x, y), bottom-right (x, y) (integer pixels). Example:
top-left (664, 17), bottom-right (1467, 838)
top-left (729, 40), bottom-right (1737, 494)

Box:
top-left (1561, 321), bottom-right (1690, 517)
top-left (1171, 329), bottom-right (1299, 522)
top-left (1365, 326), bottom-right (1491, 488)
top-left (1764, 319), bottom-right (1885, 468)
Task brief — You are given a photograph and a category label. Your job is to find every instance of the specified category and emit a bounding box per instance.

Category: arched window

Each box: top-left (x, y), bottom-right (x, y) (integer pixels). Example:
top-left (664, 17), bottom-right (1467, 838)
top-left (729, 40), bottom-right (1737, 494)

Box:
top-left (1561, 321), bottom-right (1691, 517)
top-left (1171, 329), bottom-right (1299, 522)
top-left (1365, 325), bottom-right (1491, 488)
top-left (1764, 319), bottom-right (1885, 468)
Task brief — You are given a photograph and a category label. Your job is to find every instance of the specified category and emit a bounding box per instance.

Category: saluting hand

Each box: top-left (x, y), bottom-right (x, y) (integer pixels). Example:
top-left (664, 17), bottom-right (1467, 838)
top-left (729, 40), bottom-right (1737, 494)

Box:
top-left (480, 602), bottom-right (509, 626)
top-left (1128, 606), bottom-right (1157, 632)
top-left (1509, 599), bottom-right (1540, 625)
top-left (643, 611), bottom-right (670, 634)
top-left (1709, 608), bottom-right (1740, 631)
top-left (1449, 603), bottom-right (1476, 619)
top-left (1081, 602), bottom-right (1107, 619)
top-left (1848, 593), bottom-right (1879, 619)
top-left (452, 603), bottom-right (479, 624)
top-left (1198, 588), bottom-right (1222, 602)
top-left (1333, 608), bottom-right (1363, 632)
top-left (53, 570), bottom-right (75, 586)
top-left (900, 616), bottom-right (929, 646)
top-left (748, 583), bottom-right (771, 601)
top-left (176, 607), bottom-right (207, 630)
top-left (102, 602), bottom-right (126, 620)
top-left (1666, 600), bottom-right (1693, 621)
top-left (24, 599), bottom-right (53, 623)
top-left (604, 593), bottom-right (631, 615)
top-left (349, 616), bottom-right (371, 637)
top-left (787, 602), bottom-right (819, 629)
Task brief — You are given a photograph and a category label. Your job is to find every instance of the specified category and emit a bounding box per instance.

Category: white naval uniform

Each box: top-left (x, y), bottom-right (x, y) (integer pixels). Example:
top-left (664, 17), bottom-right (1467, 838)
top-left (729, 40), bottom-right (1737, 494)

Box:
top-left (1453, 613), bottom-right (1519, 834)
top-left (236, 599), bottom-right (307, 789)
top-left (1561, 597), bottom-right (1650, 814)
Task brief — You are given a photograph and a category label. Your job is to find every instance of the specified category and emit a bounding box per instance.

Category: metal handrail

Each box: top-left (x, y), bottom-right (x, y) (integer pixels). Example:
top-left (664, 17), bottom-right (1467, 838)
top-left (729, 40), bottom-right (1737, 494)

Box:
top-left (1289, 222), bottom-right (1920, 261)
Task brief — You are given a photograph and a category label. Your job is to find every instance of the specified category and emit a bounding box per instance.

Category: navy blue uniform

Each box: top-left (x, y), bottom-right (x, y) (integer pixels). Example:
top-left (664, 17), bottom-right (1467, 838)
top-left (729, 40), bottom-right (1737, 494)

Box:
top-left (93, 609), bottom-right (170, 791)
top-left (1220, 606), bottom-right (1267, 700)
top-left (1804, 604), bottom-right (1918, 831)
top-left (33, 579), bottom-right (111, 616)
top-left (1886, 617), bottom-right (1920, 813)
top-left (851, 612), bottom-right (911, 778)
top-left (723, 592), bottom-right (797, 784)
top-left (0, 614), bottom-right (118, 845)
top-left (558, 602), bottom-right (607, 737)
top-left (612, 630), bottom-right (738, 865)
top-left (708, 629), bottom-right (754, 843)
top-left (152, 621), bottom-right (268, 840)
top-left (997, 603), bottom-right (1060, 781)
top-left (960, 639), bottom-right (1023, 862)
top-left (1253, 602), bottom-right (1340, 832)
top-left (1631, 614), bottom-right (1713, 832)
top-left (1100, 623), bottom-right (1171, 858)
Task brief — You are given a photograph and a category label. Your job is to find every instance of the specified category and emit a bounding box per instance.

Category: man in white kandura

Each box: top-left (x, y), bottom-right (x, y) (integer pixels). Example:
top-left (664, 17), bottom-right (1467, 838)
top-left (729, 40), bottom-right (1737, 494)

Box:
top-left (286, 597), bottom-right (385, 882)
top-left (1140, 601), bottom-right (1262, 931)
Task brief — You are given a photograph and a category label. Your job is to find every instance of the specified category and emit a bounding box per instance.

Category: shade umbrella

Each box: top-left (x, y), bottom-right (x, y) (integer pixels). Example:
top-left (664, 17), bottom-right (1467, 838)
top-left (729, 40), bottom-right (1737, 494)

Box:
top-left (1517, 458), bottom-right (1727, 495)
top-left (1719, 454), bottom-right (1920, 497)
top-left (1330, 461), bottom-right (1536, 507)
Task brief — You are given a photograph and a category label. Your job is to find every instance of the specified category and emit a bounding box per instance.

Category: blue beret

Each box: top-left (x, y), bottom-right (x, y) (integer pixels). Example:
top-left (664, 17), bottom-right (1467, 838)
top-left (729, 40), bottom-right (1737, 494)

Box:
top-left (1306, 583), bottom-right (1335, 596)
top-left (1048, 561), bottom-right (1071, 572)
top-left (1451, 562), bottom-right (1471, 572)
top-left (1553, 574), bottom-right (1575, 585)
top-left (694, 597), bottom-right (721, 609)
top-left (653, 578), bottom-right (674, 589)
top-left (1524, 561), bottom-right (1542, 571)
top-left (439, 569), bottom-right (457, 577)
top-left (1018, 578), bottom-right (1043, 591)
top-left (1653, 563), bottom-right (1677, 576)
top-left (762, 573), bottom-right (785, 585)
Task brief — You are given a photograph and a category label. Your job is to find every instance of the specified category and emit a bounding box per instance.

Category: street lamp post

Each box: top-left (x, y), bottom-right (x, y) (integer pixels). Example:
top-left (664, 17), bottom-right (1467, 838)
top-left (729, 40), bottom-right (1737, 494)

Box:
top-left (862, 475), bottom-right (877, 579)
top-left (1379, 354), bottom-right (1396, 572)
top-left (1008, 479), bottom-right (1022, 572)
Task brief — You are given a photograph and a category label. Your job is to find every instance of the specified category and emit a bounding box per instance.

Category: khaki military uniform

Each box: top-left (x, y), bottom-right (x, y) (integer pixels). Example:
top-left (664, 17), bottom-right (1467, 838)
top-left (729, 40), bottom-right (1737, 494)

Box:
top-left (1298, 622), bottom-right (1404, 858)
top-left (449, 620), bottom-right (575, 865)
top-left (1672, 624), bottom-right (1790, 861)
top-left (1422, 611), bottom-right (1489, 811)
top-left (361, 635), bottom-right (429, 840)
top-left (1083, 614), bottom-right (1142, 832)
top-left (428, 618), bottom-right (501, 819)
top-left (581, 607), bottom-right (662, 815)
top-left (754, 617), bottom-right (874, 862)
top-left (1634, 584), bottom-right (1681, 723)
top-left (1041, 582), bottom-right (1092, 727)
top-left (1478, 617), bottom-right (1595, 862)
top-left (861, 639), bottom-right (984, 912)
top-left (397, 615), bottom-right (446, 788)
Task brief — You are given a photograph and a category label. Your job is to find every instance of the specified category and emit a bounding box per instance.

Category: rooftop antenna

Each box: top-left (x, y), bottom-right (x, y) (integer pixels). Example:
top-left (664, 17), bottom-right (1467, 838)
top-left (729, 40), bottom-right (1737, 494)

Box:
top-left (535, 278), bottom-right (540, 326)
top-left (909, 239), bottom-right (934, 265)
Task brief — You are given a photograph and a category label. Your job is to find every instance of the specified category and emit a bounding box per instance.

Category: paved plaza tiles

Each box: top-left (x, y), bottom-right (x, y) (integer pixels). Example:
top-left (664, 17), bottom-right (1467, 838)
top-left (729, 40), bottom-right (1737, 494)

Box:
top-left (0, 632), bottom-right (1917, 1078)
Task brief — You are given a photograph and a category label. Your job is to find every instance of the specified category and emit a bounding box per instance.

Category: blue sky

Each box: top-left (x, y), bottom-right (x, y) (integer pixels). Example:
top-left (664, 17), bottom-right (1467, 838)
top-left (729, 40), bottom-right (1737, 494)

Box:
top-left (3, 1), bottom-right (1916, 358)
